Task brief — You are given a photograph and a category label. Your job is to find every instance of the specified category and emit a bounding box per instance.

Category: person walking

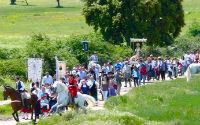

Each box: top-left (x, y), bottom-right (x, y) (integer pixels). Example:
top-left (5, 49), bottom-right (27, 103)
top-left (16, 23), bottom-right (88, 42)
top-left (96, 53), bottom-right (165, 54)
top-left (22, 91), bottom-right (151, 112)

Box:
top-left (132, 66), bottom-right (140, 87)
top-left (89, 76), bottom-right (98, 101)
top-left (114, 69), bottom-right (122, 95)
top-left (101, 75), bottom-right (109, 101)
top-left (123, 61), bottom-right (132, 87)
top-left (159, 58), bottom-right (167, 80)
top-left (139, 63), bottom-right (147, 85)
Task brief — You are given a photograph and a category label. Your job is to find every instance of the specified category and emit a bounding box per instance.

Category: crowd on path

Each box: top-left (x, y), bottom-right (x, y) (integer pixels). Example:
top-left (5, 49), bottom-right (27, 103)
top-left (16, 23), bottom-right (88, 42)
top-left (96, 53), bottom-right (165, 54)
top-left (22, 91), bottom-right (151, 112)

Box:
top-left (15, 50), bottom-right (200, 119)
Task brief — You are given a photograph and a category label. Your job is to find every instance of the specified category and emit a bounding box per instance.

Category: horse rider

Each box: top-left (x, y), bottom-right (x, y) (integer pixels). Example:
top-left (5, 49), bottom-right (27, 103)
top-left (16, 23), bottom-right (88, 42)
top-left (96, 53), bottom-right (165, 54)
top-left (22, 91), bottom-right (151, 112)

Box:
top-left (68, 74), bottom-right (78, 105)
top-left (15, 76), bottom-right (28, 108)
top-left (89, 51), bottom-right (98, 63)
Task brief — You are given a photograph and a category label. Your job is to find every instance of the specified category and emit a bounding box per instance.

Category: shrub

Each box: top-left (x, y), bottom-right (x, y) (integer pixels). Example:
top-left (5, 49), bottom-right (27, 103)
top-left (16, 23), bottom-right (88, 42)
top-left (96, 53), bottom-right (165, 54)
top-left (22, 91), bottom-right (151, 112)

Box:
top-left (63, 33), bottom-right (133, 66)
top-left (188, 22), bottom-right (200, 37)
top-left (0, 59), bottom-right (27, 79)
top-left (26, 33), bottom-right (133, 76)
top-left (26, 33), bottom-right (79, 75)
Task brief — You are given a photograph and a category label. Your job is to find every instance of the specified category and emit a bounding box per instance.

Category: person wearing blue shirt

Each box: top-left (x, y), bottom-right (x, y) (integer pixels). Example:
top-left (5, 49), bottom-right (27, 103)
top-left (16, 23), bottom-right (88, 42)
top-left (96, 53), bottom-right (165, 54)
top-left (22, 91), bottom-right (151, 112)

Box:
top-left (132, 66), bottom-right (140, 87)
top-left (90, 52), bottom-right (98, 62)
top-left (42, 72), bottom-right (53, 85)
top-left (79, 68), bottom-right (87, 80)
top-left (115, 60), bottom-right (122, 71)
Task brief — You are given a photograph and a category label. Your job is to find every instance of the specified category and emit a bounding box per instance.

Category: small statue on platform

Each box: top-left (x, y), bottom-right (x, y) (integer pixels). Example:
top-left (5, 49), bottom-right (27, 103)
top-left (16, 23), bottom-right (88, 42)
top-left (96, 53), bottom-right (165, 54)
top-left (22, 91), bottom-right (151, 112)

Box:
top-left (135, 43), bottom-right (141, 58)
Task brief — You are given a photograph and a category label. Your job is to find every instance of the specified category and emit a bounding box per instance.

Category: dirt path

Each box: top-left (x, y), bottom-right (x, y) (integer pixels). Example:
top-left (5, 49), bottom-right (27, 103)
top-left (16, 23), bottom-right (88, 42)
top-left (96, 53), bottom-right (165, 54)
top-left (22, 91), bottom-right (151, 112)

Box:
top-left (0, 100), bottom-right (11, 106)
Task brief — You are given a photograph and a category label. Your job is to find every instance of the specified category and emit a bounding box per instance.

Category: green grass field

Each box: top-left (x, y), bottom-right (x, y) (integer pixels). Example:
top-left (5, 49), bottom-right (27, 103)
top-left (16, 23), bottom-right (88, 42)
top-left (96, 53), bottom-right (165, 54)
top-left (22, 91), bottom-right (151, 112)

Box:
top-left (0, 0), bottom-right (200, 48)
top-left (0, 104), bottom-right (13, 118)
top-left (0, 0), bottom-right (92, 48)
top-left (18, 75), bottom-right (200, 125)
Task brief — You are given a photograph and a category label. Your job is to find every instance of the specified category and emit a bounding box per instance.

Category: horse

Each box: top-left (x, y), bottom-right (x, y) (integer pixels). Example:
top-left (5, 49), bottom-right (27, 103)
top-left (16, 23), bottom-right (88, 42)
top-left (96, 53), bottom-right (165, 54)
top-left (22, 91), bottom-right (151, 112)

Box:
top-left (49, 81), bottom-right (96, 115)
top-left (3, 86), bottom-right (38, 122)
top-left (185, 63), bottom-right (200, 82)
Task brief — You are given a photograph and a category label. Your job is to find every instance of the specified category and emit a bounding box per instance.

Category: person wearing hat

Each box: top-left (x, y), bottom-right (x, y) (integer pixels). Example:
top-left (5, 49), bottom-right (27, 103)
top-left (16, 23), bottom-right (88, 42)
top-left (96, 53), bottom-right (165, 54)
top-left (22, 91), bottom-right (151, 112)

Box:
top-left (90, 51), bottom-right (98, 62)
top-left (42, 72), bottom-right (53, 85)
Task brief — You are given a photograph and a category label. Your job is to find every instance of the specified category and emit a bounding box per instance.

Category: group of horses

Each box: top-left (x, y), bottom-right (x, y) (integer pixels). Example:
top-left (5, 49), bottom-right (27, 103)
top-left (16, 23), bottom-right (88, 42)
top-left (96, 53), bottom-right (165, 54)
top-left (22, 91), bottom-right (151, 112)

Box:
top-left (3, 81), bottom-right (96, 123)
top-left (3, 63), bottom-right (200, 123)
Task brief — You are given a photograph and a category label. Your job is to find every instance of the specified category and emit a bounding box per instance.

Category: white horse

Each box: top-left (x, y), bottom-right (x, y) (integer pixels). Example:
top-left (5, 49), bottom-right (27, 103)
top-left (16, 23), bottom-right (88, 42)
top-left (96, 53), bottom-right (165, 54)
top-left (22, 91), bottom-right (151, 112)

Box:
top-left (185, 63), bottom-right (200, 82)
top-left (49, 81), bottom-right (96, 115)
top-left (88, 61), bottom-right (101, 70)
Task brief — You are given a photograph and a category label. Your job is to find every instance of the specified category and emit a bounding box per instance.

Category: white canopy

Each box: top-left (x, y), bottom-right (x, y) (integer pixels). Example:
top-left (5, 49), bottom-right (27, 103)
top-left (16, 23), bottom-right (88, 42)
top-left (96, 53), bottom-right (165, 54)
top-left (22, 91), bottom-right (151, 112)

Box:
top-left (130, 38), bottom-right (147, 42)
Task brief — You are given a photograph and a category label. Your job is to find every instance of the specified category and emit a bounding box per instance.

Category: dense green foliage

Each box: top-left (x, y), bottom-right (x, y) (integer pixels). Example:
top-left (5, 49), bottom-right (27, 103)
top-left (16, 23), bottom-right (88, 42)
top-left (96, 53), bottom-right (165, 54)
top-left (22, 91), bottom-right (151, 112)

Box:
top-left (188, 22), bottom-right (200, 37)
top-left (83, 0), bottom-right (185, 46)
top-left (26, 33), bottom-right (79, 75)
top-left (142, 22), bottom-right (200, 58)
top-left (63, 33), bottom-right (133, 66)
top-left (0, 59), bottom-right (27, 79)
top-left (0, 104), bottom-right (13, 117)
top-left (26, 33), bottom-right (132, 75)
top-left (105, 75), bottom-right (200, 125)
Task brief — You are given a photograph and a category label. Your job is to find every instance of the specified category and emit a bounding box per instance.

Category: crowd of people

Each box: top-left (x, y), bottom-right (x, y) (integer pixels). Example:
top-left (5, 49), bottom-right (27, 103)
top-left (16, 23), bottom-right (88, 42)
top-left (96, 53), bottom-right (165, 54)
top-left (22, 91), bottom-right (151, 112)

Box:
top-left (15, 50), bottom-right (200, 119)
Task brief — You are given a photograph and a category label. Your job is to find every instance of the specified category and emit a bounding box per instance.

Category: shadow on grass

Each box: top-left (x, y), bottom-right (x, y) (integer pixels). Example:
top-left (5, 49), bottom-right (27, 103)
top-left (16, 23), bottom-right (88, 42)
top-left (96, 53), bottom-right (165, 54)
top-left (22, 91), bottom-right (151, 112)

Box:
top-left (52, 6), bottom-right (76, 9)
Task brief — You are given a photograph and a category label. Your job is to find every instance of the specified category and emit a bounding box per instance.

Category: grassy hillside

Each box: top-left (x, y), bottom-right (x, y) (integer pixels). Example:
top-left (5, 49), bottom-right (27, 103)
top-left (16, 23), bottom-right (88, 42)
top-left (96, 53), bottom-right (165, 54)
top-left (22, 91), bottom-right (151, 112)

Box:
top-left (18, 75), bottom-right (200, 125)
top-left (0, 0), bottom-right (92, 48)
top-left (0, 0), bottom-right (199, 48)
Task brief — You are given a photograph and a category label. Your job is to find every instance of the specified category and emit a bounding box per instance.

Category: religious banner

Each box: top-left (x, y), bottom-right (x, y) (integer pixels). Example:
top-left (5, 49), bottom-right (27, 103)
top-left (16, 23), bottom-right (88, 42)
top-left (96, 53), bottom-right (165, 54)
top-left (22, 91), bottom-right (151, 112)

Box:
top-left (55, 56), bottom-right (59, 81)
top-left (28, 58), bottom-right (43, 83)
top-left (55, 56), bottom-right (66, 80)
top-left (82, 41), bottom-right (89, 51)
top-left (58, 61), bottom-right (66, 79)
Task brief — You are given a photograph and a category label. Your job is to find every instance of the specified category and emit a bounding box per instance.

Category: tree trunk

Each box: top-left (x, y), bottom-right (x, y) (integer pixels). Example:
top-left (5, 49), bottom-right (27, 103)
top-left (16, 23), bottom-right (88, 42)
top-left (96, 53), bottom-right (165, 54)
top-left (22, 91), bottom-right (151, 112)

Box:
top-left (57, 0), bottom-right (61, 7)
top-left (24, 0), bottom-right (28, 5)
top-left (10, 0), bottom-right (16, 5)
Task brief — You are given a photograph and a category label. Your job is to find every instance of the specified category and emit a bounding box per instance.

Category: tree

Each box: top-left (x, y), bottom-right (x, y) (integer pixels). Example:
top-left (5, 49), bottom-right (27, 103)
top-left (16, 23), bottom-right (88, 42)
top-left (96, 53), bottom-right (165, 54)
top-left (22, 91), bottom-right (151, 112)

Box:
top-left (10, 0), bottom-right (16, 5)
top-left (56, 0), bottom-right (61, 8)
top-left (83, 0), bottom-right (185, 46)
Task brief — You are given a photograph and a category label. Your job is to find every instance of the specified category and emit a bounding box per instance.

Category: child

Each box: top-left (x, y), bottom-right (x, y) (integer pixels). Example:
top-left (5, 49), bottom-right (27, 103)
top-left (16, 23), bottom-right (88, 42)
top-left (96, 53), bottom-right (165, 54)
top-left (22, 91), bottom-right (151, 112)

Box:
top-left (80, 76), bottom-right (90, 95)
top-left (41, 95), bottom-right (49, 117)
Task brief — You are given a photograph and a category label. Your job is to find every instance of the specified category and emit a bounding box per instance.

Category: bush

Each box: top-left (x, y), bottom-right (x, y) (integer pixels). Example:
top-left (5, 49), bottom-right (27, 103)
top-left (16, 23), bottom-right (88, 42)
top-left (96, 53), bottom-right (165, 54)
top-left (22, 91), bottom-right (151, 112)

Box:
top-left (26, 33), bottom-right (79, 75)
top-left (188, 22), bottom-right (200, 37)
top-left (26, 33), bottom-right (133, 76)
top-left (63, 33), bottom-right (133, 66)
top-left (0, 48), bottom-right (25, 60)
top-left (0, 59), bottom-right (27, 79)
top-left (141, 23), bottom-right (200, 58)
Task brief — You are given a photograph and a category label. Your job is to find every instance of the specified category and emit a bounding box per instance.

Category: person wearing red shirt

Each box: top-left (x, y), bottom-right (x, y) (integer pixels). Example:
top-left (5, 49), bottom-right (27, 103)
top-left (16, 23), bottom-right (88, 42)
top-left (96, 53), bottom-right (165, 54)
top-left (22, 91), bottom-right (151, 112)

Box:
top-left (68, 74), bottom-right (78, 104)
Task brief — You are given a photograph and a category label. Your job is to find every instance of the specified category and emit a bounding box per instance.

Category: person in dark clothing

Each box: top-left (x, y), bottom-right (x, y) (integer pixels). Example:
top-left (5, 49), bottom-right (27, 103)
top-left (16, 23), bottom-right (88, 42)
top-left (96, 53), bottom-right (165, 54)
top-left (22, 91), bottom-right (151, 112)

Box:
top-left (89, 76), bottom-right (98, 101)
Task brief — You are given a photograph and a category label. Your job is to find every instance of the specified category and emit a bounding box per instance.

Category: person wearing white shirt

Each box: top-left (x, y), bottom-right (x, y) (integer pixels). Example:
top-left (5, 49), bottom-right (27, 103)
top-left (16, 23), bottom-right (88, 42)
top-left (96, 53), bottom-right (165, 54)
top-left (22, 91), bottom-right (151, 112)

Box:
top-left (180, 56), bottom-right (186, 75)
top-left (42, 72), bottom-right (53, 85)
top-left (184, 52), bottom-right (190, 61)
top-left (190, 51), bottom-right (195, 62)
top-left (15, 76), bottom-right (26, 107)
top-left (123, 61), bottom-right (132, 87)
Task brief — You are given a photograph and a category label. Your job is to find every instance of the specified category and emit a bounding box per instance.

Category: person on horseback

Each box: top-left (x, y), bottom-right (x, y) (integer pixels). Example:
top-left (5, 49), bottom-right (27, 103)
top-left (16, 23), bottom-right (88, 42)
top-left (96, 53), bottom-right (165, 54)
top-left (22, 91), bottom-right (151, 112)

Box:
top-left (15, 76), bottom-right (28, 108)
top-left (68, 74), bottom-right (78, 105)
